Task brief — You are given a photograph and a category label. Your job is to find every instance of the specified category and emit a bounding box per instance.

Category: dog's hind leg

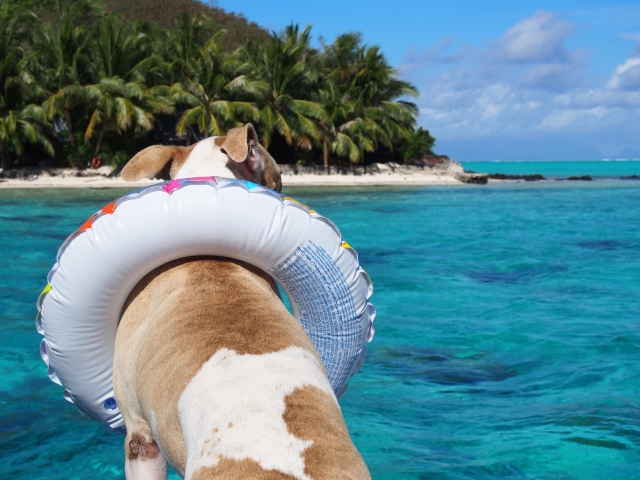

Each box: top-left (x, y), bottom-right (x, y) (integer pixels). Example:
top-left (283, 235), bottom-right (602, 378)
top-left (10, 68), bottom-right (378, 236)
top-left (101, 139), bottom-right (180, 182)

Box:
top-left (124, 431), bottom-right (168, 480)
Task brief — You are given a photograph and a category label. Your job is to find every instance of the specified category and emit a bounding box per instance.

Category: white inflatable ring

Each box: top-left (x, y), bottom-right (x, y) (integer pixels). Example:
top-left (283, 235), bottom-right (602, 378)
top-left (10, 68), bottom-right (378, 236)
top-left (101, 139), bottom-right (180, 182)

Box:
top-left (36, 177), bottom-right (375, 430)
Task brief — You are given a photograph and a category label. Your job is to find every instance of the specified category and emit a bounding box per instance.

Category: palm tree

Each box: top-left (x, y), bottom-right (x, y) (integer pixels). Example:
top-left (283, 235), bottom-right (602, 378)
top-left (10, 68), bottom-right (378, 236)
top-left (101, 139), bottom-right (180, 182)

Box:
top-left (83, 16), bottom-right (173, 158)
top-left (32, 0), bottom-right (98, 151)
top-left (0, 7), bottom-right (53, 168)
top-left (0, 106), bottom-right (54, 167)
top-left (84, 78), bottom-right (172, 158)
top-left (355, 44), bottom-right (418, 149)
top-left (91, 15), bottom-right (167, 84)
top-left (237, 24), bottom-right (327, 150)
top-left (167, 12), bottom-right (215, 82)
top-left (320, 33), bottom-right (419, 165)
top-left (320, 87), bottom-right (372, 165)
top-left (169, 30), bottom-right (259, 142)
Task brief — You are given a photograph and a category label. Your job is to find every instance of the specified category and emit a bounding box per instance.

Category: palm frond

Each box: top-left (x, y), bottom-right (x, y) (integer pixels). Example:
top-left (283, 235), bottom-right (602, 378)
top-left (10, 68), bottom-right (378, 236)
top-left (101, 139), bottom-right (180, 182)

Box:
top-left (84, 109), bottom-right (102, 141)
top-left (293, 100), bottom-right (327, 121)
top-left (275, 111), bottom-right (292, 145)
top-left (332, 132), bottom-right (360, 163)
top-left (176, 106), bottom-right (203, 135)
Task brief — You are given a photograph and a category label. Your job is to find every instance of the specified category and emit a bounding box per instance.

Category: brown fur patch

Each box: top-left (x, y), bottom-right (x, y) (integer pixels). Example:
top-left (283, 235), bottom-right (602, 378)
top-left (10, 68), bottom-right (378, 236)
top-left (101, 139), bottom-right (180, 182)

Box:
top-left (191, 457), bottom-right (298, 480)
top-left (214, 136), bottom-right (226, 147)
top-left (120, 144), bottom-right (195, 181)
top-left (284, 386), bottom-right (371, 479)
top-left (113, 257), bottom-right (320, 474)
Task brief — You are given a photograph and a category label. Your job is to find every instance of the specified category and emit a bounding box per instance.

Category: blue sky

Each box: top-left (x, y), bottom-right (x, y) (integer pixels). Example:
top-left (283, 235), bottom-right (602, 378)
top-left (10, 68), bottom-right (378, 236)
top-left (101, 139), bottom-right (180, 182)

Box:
top-left (216, 0), bottom-right (640, 160)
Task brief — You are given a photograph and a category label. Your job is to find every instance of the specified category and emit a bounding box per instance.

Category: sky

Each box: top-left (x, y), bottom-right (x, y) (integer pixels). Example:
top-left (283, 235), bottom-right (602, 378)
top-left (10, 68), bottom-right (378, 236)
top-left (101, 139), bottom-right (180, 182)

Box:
top-left (215, 0), bottom-right (640, 161)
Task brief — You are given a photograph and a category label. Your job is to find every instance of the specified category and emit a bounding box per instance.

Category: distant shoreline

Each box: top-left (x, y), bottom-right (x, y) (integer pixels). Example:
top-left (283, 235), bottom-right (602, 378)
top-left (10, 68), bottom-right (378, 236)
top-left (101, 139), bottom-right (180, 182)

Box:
top-left (461, 159), bottom-right (640, 180)
top-left (0, 173), bottom-right (466, 189)
top-left (0, 161), bottom-right (482, 189)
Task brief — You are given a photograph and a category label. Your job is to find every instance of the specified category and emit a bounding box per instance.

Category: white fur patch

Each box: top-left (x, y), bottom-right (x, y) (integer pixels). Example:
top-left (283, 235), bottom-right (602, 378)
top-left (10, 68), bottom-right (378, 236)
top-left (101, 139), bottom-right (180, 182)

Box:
top-left (175, 137), bottom-right (236, 179)
top-left (178, 346), bottom-right (337, 480)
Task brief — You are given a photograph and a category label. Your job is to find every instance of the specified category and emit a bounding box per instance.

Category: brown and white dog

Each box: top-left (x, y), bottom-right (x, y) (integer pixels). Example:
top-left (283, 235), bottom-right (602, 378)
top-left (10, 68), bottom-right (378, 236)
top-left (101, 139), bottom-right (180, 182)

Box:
top-left (121, 123), bottom-right (282, 191)
top-left (114, 124), bottom-right (371, 479)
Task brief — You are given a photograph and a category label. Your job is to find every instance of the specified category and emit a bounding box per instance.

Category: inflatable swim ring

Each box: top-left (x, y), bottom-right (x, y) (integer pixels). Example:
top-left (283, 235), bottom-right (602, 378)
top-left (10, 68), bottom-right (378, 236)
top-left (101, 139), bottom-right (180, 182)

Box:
top-left (36, 177), bottom-right (375, 430)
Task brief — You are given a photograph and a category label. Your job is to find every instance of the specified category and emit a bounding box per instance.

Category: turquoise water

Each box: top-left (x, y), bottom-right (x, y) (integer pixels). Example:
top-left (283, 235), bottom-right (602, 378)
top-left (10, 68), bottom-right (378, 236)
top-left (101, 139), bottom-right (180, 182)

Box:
top-left (462, 160), bottom-right (640, 178)
top-left (2, 173), bottom-right (640, 478)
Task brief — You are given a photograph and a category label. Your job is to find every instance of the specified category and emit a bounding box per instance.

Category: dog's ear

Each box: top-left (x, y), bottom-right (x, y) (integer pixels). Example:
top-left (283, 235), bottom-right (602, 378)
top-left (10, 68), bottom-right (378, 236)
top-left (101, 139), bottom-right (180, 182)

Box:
top-left (121, 145), bottom-right (195, 181)
top-left (219, 124), bottom-right (258, 164)
top-left (221, 124), bottom-right (282, 192)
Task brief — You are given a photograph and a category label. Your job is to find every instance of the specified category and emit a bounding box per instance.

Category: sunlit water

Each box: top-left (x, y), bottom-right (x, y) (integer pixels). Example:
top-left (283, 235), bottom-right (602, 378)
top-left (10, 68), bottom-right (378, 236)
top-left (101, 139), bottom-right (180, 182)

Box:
top-left (462, 159), bottom-right (640, 178)
top-left (2, 170), bottom-right (640, 478)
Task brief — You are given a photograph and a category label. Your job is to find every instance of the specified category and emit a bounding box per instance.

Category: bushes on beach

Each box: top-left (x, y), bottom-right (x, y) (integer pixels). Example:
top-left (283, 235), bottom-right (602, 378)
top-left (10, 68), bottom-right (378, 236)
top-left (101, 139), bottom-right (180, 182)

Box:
top-left (402, 127), bottom-right (436, 164)
top-left (0, 0), bottom-right (425, 170)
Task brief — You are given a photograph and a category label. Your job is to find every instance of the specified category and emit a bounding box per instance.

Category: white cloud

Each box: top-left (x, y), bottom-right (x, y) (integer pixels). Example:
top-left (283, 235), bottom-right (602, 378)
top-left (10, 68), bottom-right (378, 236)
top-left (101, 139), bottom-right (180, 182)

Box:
top-left (519, 63), bottom-right (583, 89)
top-left (492, 10), bottom-right (573, 64)
top-left (399, 9), bottom-right (640, 159)
top-left (536, 107), bottom-right (618, 132)
top-left (608, 45), bottom-right (640, 89)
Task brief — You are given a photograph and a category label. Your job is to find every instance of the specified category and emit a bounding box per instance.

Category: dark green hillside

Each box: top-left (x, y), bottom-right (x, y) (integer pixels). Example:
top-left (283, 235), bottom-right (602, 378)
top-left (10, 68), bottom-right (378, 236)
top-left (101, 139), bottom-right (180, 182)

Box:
top-left (4, 0), bottom-right (268, 49)
top-left (102, 0), bottom-right (269, 49)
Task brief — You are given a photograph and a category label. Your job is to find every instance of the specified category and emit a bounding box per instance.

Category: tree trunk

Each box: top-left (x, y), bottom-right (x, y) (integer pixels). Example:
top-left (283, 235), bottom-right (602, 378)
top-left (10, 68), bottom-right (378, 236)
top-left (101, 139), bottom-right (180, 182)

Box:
top-left (323, 143), bottom-right (329, 170)
top-left (93, 119), bottom-right (109, 158)
top-left (64, 107), bottom-right (75, 148)
top-left (1, 142), bottom-right (9, 170)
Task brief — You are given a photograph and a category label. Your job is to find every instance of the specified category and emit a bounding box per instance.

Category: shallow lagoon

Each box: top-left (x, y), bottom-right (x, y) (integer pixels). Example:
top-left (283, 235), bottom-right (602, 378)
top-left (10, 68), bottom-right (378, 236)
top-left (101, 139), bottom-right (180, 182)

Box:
top-left (1, 180), bottom-right (640, 479)
top-left (462, 159), bottom-right (640, 178)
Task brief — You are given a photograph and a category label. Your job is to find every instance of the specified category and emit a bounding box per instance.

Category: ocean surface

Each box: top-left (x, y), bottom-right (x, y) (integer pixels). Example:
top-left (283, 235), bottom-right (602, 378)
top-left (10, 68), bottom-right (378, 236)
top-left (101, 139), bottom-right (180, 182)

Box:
top-left (2, 162), bottom-right (640, 479)
top-left (461, 159), bottom-right (640, 179)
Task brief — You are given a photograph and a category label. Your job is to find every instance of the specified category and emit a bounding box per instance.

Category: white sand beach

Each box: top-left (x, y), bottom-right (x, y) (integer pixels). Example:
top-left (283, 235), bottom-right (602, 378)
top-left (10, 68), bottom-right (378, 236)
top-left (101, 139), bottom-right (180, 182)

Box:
top-left (281, 172), bottom-right (464, 186)
top-left (0, 174), bottom-right (158, 189)
top-left (0, 161), bottom-right (488, 189)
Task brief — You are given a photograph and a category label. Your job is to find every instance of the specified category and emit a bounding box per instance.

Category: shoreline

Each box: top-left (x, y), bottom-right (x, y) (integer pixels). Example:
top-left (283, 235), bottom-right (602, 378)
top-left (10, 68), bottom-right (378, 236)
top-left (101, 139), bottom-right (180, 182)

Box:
top-left (0, 162), bottom-right (476, 189)
top-left (0, 174), bottom-right (466, 189)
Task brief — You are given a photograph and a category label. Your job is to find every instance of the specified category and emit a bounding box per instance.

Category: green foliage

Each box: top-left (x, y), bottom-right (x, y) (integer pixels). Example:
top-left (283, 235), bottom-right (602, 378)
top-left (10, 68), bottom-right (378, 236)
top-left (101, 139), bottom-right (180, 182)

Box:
top-left (0, 0), bottom-right (431, 169)
top-left (83, 15), bottom-right (173, 157)
top-left (0, 7), bottom-right (54, 168)
top-left (237, 24), bottom-right (327, 151)
top-left (319, 33), bottom-right (418, 164)
top-left (402, 127), bottom-right (436, 163)
top-left (60, 130), bottom-right (93, 167)
top-left (169, 25), bottom-right (257, 138)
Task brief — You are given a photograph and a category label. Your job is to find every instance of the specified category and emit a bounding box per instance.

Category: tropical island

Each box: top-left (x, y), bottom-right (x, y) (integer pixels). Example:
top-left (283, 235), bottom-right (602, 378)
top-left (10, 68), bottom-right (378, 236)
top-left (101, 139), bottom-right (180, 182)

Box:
top-left (0, 0), bottom-right (490, 187)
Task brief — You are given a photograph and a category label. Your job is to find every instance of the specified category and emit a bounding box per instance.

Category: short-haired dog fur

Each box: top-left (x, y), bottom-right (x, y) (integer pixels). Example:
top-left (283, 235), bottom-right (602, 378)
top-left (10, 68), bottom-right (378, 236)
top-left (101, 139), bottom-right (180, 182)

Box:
top-left (114, 124), bottom-right (371, 479)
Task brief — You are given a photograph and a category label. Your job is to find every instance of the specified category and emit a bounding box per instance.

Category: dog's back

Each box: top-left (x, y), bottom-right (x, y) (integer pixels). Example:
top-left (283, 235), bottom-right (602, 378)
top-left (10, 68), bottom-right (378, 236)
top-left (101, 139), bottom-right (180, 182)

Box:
top-left (113, 257), bottom-right (370, 480)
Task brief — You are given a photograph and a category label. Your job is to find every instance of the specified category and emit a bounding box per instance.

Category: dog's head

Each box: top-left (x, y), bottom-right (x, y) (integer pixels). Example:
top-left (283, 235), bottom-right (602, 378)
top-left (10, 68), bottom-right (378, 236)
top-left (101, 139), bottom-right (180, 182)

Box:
top-left (121, 124), bottom-right (282, 192)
